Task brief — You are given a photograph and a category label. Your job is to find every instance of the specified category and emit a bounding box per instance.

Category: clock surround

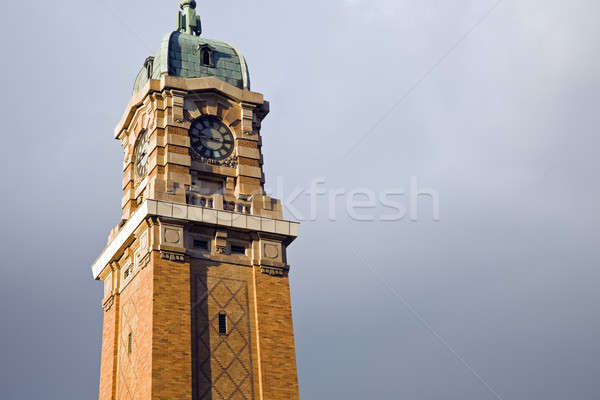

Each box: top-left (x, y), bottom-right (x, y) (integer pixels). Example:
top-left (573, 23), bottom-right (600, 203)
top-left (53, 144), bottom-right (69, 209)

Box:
top-left (189, 115), bottom-right (235, 161)
top-left (133, 130), bottom-right (150, 180)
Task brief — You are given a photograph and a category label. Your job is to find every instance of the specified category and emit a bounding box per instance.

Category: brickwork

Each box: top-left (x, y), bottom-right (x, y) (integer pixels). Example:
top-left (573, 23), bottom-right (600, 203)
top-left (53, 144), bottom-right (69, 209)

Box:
top-left (99, 295), bottom-right (118, 400)
top-left (116, 261), bottom-right (153, 400)
top-left (191, 262), bottom-right (256, 400)
top-left (253, 272), bottom-right (300, 400)
top-left (101, 245), bottom-right (300, 400)
top-left (151, 251), bottom-right (193, 400)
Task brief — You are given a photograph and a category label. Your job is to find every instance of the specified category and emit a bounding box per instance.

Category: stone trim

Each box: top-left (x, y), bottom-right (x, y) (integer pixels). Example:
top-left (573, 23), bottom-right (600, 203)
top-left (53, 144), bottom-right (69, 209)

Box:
top-left (260, 265), bottom-right (289, 277)
top-left (160, 251), bottom-right (186, 262)
top-left (91, 200), bottom-right (299, 279)
top-left (102, 295), bottom-right (115, 312)
top-left (116, 76), bottom-right (264, 139)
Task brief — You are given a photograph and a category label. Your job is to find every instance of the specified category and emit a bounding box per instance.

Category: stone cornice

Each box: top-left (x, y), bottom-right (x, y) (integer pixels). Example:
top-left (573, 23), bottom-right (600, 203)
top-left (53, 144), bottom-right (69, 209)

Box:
top-left (115, 76), bottom-right (265, 140)
top-left (91, 200), bottom-right (299, 280)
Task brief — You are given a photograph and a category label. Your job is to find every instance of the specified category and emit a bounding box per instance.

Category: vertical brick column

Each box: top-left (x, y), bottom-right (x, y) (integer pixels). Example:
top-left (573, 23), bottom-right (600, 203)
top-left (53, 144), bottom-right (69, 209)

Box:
top-left (151, 221), bottom-right (193, 400)
top-left (99, 301), bottom-right (118, 400)
top-left (98, 264), bottom-right (119, 400)
top-left (253, 268), bottom-right (300, 400)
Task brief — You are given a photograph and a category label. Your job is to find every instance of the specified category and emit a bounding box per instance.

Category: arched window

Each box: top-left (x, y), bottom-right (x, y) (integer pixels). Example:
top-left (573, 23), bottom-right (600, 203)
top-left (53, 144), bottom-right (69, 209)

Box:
top-left (202, 49), bottom-right (211, 65)
top-left (199, 45), bottom-right (214, 67)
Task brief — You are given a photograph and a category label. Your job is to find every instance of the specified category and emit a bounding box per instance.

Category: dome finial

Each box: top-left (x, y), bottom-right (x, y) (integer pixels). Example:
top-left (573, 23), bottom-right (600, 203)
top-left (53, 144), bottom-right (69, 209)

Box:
top-left (177, 0), bottom-right (202, 36)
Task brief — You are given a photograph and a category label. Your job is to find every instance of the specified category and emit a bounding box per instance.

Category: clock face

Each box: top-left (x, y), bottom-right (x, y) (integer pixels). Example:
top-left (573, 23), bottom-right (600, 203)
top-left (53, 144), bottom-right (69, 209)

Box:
top-left (190, 116), bottom-right (235, 160)
top-left (134, 130), bottom-right (150, 179)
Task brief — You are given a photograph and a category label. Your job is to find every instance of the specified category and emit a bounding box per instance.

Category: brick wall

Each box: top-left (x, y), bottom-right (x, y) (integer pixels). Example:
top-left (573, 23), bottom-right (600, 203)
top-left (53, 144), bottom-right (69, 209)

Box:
top-left (99, 298), bottom-right (118, 400)
top-left (254, 271), bottom-right (300, 400)
top-left (151, 251), bottom-right (193, 400)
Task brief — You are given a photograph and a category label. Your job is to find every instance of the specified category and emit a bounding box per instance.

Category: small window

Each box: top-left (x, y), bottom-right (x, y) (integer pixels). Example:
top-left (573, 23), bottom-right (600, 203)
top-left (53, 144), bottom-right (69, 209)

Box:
top-left (124, 268), bottom-right (130, 279)
top-left (128, 332), bottom-right (133, 354)
top-left (144, 56), bottom-right (154, 79)
top-left (202, 49), bottom-right (211, 65)
top-left (200, 47), bottom-right (213, 67)
top-left (218, 313), bottom-right (227, 335)
top-left (193, 239), bottom-right (209, 250)
top-left (231, 245), bottom-right (246, 255)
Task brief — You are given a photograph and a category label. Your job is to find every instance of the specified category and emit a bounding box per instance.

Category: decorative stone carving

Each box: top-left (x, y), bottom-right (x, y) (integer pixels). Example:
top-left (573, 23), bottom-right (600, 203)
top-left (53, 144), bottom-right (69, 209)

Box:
top-left (102, 295), bottom-right (115, 312)
top-left (263, 243), bottom-right (279, 259)
top-left (183, 98), bottom-right (203, 121)
top-left (161, 224), bottom-right (184, 248)
top-left (215, 231), bottom-right (227, 254)
top-left (192, 153), bottom-right (238, 168)
top-left (133, 230), bottom-right (151, 271)
top-left (215, 247), bottom-right (226, 255)
top-left (259, 239), bottom-right (284, 266)
top-left (101, 268), bottom-right (115, 312)
top-left (164, 228), bottom-right (181, 244)
top-left (159, 223), bottom-right (185, 262)
top-left (136, 252), bottom-right (151, 270)
top-left (260, 265), bottom-right (289, 277)
top-left (160, 251), bottom-right (185, 262)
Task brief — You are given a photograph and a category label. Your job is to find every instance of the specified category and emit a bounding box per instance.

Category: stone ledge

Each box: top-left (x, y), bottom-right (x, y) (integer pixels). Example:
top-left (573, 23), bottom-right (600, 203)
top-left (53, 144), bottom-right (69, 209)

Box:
top-left (91, 199), bottom-right (299, 280)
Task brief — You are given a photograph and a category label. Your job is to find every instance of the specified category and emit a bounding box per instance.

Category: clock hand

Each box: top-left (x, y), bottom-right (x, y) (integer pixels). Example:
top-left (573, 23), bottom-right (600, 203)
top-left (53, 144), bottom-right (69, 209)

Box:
top-left (200, 136), bottom-right (224, 144)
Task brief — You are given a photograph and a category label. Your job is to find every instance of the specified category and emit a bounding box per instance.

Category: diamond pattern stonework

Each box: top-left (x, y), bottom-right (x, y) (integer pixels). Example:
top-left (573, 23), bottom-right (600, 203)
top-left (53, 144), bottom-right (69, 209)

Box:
top-left (191, 272), bottom-right (255, 400)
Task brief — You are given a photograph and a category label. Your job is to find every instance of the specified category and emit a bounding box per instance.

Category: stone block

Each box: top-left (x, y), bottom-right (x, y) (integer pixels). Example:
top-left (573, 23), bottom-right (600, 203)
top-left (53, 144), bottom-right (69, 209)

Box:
top-left (188, 206), bottom-right (202, 221)
top-left (157, 201), bottom-right (173, 216)
top-left (167, 133), bottom-right (190, 147)
top-left (261, 218), bottom-right (276, 233)
top-left (160, 224), bottom-right (184, 249)
top-left (236, 165), bottom-right (263, 179)
top-left (236, 146), bottom-right (261, 159)
top-left (276, 220), bottom-right (290, 236)
top-left (167, 152), bottom-right (191, 167)
top-left (203, 208), bottom-right (217, 224)
top-left (172, 203), bottom-right (187, 219)
top-left (247, 215), bottom-right (261, 231)
top-left (217, 211), bottom-right (233, 227)
top-left (231, 213), bottom-right (247, 229)
top-left (290, 222), bottom-right (300, 237)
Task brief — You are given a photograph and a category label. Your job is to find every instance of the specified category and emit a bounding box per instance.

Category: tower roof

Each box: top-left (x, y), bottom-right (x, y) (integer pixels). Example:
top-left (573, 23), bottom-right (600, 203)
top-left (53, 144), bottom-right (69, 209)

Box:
top-left (133, 2), bottom-right (250, 94)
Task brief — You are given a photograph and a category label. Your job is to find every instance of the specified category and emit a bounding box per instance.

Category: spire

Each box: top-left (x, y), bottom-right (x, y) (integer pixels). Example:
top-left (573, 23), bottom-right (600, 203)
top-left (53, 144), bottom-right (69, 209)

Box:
top-left (177, 0), bottom-right (202, 36)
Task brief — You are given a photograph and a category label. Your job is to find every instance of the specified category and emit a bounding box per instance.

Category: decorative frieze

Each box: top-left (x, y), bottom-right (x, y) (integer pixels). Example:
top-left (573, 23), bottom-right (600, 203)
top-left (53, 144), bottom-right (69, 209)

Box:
top-left (260, 265), bottom-right (289, 277)
top-left (160, 251), bottom-right (185, 262)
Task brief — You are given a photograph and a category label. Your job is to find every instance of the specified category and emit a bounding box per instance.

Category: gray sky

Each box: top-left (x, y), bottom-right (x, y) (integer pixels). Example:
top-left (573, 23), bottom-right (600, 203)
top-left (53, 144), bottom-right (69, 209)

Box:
top-left (1, 1), bottom-right (599, 399)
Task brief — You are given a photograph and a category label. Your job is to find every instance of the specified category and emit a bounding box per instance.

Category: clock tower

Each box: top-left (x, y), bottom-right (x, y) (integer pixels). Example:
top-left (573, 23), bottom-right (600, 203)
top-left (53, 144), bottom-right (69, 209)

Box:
top-left (92, 2), bottom-right (301, 399)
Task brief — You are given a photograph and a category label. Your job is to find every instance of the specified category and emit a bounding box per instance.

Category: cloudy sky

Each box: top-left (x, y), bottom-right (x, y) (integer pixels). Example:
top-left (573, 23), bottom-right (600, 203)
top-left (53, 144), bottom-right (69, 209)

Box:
top-left (1, 1), bottom-right (599, 399)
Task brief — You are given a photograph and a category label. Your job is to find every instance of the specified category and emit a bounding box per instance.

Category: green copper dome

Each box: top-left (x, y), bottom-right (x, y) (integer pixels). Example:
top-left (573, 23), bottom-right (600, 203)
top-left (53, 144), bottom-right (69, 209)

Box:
top-left (133, 2), bottom-right (250, 94)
